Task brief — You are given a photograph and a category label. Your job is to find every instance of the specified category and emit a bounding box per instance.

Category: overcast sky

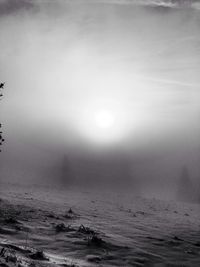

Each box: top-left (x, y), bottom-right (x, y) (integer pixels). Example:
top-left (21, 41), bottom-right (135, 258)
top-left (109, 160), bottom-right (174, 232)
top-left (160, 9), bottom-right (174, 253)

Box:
top-left (0, 0), bottom-right (199, 191)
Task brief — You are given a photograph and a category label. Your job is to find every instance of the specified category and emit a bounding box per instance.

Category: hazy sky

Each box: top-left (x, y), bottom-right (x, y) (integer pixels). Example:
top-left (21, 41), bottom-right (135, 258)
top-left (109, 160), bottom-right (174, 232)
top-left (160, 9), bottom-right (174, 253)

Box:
top-left (0, 0), bottom-right (200, 191)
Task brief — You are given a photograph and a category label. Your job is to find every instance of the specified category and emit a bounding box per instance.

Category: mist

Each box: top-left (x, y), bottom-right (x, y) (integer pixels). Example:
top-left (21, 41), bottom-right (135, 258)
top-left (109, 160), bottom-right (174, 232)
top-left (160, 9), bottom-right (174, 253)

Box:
top-left (1, 2), bottom-right (200, 266)
top-left (0, 0), bottom-right (200, 198)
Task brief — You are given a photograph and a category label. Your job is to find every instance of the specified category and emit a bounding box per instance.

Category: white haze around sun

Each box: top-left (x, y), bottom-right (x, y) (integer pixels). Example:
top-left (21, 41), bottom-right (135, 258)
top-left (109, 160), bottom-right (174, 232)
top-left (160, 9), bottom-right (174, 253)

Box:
top-left (0, 1), bottom-right (199, 150)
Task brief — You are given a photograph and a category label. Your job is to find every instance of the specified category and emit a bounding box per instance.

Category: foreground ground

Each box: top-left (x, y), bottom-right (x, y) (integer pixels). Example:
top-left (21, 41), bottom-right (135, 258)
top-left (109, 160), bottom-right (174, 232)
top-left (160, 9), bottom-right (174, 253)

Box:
top-left (0, 183), bottom-right (200, 267)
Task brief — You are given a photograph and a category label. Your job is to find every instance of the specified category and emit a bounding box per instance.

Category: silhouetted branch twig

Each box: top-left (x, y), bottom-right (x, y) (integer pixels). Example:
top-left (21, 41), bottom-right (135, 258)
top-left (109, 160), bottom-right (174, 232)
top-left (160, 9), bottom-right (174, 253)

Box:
top-left (0, 82), bottom-right (5, 152)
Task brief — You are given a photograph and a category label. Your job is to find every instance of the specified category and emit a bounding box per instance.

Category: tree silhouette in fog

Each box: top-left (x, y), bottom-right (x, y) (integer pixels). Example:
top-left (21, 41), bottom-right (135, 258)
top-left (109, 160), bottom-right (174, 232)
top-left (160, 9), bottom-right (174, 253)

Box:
top-left (177, 165), bottom-right (194, 202)
top-left (0, 82), bottom-right (5, 152)
top-left (61, 154), bottom-right (73, 185)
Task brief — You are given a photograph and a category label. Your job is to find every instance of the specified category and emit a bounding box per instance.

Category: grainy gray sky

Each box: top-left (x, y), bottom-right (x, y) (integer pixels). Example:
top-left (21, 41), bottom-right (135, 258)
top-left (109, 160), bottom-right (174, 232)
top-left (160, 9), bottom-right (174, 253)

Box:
top-left (0, 0), bottom-right (199, 192)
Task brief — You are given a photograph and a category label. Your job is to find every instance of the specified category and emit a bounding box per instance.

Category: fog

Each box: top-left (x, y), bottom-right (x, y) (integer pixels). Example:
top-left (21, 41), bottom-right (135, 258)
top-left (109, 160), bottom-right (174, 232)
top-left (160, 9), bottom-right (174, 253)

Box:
top-left (0, 0), bottom-right (200, 198)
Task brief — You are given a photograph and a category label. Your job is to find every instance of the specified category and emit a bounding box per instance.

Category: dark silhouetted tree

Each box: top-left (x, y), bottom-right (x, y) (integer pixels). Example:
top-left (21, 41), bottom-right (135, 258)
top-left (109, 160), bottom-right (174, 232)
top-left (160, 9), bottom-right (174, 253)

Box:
top-left (0, 82), bottom-right (5, 152)
top-left (177, 165), bottom-right (194, 202)
top-left (61, 154), bottom-right (73, 185)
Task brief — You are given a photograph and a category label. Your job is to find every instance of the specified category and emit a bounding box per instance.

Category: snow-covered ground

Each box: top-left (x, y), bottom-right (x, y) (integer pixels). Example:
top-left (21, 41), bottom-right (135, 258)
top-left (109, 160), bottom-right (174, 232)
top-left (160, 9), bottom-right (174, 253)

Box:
top-left (0, 182), bottom-right (200, 266)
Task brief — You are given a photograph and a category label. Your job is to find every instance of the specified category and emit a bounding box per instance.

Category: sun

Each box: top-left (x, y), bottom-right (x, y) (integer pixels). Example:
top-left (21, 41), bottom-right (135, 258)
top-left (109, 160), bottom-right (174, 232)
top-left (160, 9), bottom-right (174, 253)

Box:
top-left (76, 103), bottom-right (127, 145)
top-left (94, 109), bottom-right (115, 129)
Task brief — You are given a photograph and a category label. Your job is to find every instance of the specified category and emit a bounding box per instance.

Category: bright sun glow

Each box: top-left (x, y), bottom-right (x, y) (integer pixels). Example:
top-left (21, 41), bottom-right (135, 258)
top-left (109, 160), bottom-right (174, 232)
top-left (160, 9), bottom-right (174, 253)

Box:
top-left (94, 110), bottom-right (115, 129)
top-left (76, 102), bottom-right (130, 145)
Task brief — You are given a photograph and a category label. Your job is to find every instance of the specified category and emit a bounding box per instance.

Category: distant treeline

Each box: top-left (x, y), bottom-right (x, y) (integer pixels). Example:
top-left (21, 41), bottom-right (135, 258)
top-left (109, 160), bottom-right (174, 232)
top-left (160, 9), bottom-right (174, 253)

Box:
top-left (177, 165), bottom-right (200, 203)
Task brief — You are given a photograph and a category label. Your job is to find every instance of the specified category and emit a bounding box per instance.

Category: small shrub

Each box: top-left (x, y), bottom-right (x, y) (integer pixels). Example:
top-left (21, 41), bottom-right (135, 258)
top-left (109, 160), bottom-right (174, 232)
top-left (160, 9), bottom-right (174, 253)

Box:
top-left (87, 234), bottom-right (104, 247)
top-left (29, 250), bottom-right (48, 261)
top-left (78, 224), bottom-right (95, 235)
top-left (55, 223), bottom-right (74, 233)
